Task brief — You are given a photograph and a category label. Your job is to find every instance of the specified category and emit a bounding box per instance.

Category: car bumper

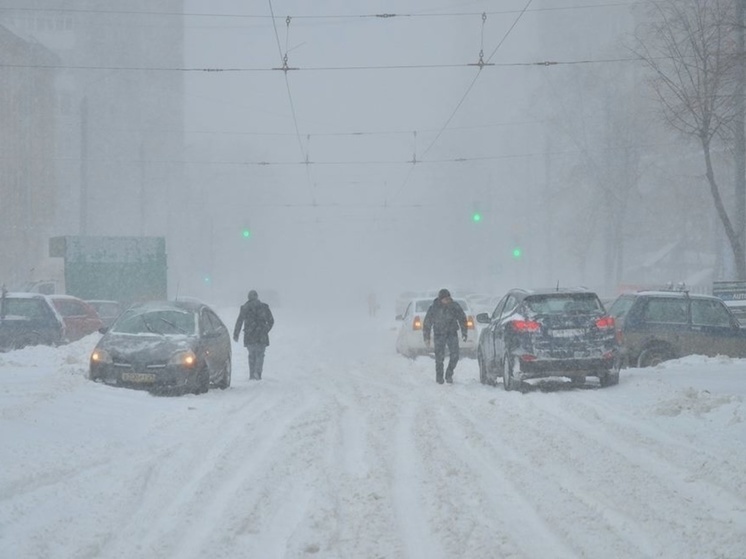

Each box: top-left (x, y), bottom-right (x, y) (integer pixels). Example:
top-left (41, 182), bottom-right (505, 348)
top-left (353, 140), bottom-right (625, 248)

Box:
top-left (90, 363), bottom-right (198, 390)
top-left (515, 354), bottom-right (616, 380)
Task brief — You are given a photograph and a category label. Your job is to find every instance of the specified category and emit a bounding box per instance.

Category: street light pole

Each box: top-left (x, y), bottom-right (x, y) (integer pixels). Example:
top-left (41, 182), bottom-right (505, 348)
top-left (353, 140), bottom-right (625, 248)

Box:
top-left (79, 96), bottom-right (88, 235)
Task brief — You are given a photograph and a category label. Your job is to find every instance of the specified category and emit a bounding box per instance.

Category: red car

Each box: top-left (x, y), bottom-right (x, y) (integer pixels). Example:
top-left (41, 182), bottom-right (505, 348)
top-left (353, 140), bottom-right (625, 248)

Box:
top-left (49, 295), bottom-right (104, 342)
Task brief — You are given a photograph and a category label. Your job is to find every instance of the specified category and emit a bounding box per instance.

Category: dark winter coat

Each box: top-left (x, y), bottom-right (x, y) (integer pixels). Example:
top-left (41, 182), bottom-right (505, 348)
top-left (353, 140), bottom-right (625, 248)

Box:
top-left (234, 299), bottom-right (274, 347)
top-left (423, 297), bottom-right (467, 341)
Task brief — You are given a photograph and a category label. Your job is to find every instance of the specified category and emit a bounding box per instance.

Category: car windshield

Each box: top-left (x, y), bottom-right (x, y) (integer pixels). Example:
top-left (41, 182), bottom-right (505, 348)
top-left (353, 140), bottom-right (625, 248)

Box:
top-left (525, 294), bottom-right (602, 314)
top-left (111, 308), bottom-right (196, 335)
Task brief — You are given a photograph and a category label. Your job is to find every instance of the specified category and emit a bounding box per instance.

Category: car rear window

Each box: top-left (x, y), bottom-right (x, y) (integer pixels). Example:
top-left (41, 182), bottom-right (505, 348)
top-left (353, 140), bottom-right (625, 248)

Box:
top-left (525, 294), bottom-right (602, 314)
top-left (415, 300), bottom-right (432, 312)
top-left (414, 299), bottom-right (469, 313)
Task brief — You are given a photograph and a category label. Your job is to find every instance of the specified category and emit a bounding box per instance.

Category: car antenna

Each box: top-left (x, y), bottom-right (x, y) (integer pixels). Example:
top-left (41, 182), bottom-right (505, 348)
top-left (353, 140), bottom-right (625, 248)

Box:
top-left (556, 280), bottom-right (560, 292)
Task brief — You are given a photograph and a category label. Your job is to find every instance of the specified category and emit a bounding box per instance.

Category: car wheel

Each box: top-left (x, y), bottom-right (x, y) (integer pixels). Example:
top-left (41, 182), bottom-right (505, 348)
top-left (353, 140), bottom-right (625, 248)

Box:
top-left (599, 371), bottom-right (619, 387)
top-left (502, 354), bottom-right (520, 392)
top-left (637, 346), bottom-right (672, 368)
top-left (217, 357), bottom-right (231, 389)
top-left (193, 366), bottom-right (210, 395)
top-left (477, 349), bottom-right (488, 384)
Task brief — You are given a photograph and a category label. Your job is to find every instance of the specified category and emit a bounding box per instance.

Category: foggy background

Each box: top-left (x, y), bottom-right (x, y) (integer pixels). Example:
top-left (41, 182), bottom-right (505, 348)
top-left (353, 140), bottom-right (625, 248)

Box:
top-left (0, 0), bottom-right (732, 314)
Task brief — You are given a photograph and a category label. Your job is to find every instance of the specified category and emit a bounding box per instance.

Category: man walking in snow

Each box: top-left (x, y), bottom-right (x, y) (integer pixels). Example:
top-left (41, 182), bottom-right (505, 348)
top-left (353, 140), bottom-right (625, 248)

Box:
top-left (233, 290), bottom-right (274, 380)
top-left (423, 288), bottom-right (468, 384)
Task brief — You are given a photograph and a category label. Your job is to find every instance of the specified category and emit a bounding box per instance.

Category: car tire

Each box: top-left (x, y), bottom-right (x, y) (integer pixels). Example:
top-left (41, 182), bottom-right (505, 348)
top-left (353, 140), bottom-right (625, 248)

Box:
top-left (193, 366), bottom-right (210, 395)
top-left (637, 346), bottom-right (672, 368)
top-left (478, 349), bottom-right (488, 385)
top-left (217, 357), bottom-right (231, 390)
top-left (503, 353), bottom-right (520, 392)
top-left (599, 371), bottom-right (620, 387)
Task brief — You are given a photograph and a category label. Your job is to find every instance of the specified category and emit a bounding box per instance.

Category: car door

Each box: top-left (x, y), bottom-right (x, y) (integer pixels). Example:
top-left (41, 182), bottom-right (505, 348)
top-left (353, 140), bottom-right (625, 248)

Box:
top-left (689, 298), bottom-right (746, 358)
top-left (494, 294), bottom-right (521, 365)
top-left (200, 309), bottom-right (228, 380)
top-left (396, 301), bottom-right (413, 351)
top-left (483, 294), bottom-right (511, 366)
top-left (630, 296), bottom-right (692, 361)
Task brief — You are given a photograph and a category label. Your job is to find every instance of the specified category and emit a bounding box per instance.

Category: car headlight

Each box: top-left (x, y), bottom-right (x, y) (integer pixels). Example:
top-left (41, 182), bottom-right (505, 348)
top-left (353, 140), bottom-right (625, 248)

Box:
top-left (90, 348), bottom-right (112, 364)
top-left (169, 350), bottom-right (197, 367)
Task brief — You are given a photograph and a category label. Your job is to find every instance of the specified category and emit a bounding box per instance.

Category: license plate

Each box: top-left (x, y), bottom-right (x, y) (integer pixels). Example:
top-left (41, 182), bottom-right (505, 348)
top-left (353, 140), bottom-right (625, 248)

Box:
top-left (549, 328), bottom-right (584, 338)
top-left (122, 372), bottom-right (156, 383)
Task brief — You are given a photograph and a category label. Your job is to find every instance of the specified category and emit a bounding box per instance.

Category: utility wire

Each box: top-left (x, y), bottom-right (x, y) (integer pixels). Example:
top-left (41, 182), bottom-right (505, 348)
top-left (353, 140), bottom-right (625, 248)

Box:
top-left (382, 0), bottom-right (534, 209)
top-left (4, 2), bottom-right (643, 20)
top-left (268, 0), bottom-right (315, 206)
top-left (0, 57), bottom-right (648, 73)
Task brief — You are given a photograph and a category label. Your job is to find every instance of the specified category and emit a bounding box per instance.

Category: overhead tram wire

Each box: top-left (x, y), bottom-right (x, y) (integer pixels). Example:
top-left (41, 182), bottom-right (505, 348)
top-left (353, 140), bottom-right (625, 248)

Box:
top-left (382, 0), bottom-right (534, 210)
top-left (267, 0), bottom-right (316, 206)
top-left (7, 2), bottom-right (643, 20)
top-left (0, 56), bottom-right (650, 73)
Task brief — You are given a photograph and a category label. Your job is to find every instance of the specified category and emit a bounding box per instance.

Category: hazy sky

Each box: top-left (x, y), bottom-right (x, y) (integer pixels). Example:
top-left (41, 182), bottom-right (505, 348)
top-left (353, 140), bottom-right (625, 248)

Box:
top-left (178, 0), bottom-right (632, 309)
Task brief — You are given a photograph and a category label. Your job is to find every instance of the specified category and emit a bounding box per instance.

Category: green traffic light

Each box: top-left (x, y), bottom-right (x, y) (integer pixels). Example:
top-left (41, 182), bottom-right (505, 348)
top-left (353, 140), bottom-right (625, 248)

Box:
top-left (472, 213), bottom-right (482, 223)
top-left (242, 229), bottom-right (251, 239)
top-left (512, 247), bottom-right (522, 258)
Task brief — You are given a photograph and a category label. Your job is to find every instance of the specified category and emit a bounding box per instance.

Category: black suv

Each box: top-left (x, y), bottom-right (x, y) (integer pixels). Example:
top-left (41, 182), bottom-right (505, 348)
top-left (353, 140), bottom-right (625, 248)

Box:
top-left (476, 288), bottom-right (619, 391)
top-left (608, 290), bottom-right (746, 367)
top-left (0, 291), bottom-right (66, 351)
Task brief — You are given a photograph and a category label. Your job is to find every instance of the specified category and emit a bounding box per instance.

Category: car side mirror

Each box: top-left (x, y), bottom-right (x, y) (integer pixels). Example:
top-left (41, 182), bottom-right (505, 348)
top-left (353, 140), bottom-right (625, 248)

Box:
top-left (98, 326), bottom-right (108, 334)
top-left (476, 313), bottom-right (491, 324)
top-left (395, 314), bottom-right (403, 321)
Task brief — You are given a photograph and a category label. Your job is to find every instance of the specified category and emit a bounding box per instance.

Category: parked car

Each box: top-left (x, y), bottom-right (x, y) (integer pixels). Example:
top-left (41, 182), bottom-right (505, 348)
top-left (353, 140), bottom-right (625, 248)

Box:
top-left (607, 290), bottom-right (746, 367)
top-left (0, 291), bottom-right (66, 352)
top-left (85, 300), bottom-right (123, 329)
top-left (476, 288), bottom-right (619, 391)
top-left (89, 299), bottom-right (231, 394)
top-left (395, 297), bottom-right (477, 358)
top-left (48, 294), bottom-right (104, 342)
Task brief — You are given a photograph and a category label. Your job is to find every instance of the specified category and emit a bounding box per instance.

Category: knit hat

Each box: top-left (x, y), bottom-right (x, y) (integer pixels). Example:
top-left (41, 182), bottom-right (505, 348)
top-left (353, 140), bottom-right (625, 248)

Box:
top-left (438, 288), bottom-right (451, 299)
top-left (248, 290), bottom-right (258, 300)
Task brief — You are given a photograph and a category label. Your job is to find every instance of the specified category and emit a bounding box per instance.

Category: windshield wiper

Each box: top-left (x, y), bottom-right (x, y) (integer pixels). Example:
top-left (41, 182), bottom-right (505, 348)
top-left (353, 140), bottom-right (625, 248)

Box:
top-left (158, 317), bottom-right (187, 334)
top-left (140, 315), bottom-right (164, 336)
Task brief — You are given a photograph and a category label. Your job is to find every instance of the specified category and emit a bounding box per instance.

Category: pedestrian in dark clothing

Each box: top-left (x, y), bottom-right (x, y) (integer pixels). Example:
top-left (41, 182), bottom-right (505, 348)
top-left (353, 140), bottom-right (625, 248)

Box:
top-left (423, 288), bottom-right (468, 384)
top-left (233, 290), bottom-right (274, 380)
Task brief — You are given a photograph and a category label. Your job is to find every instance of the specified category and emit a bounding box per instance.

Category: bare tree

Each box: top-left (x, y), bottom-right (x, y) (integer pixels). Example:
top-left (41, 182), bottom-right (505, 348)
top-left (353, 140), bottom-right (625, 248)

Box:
top-left (634, 0), bottom-right (745, 279)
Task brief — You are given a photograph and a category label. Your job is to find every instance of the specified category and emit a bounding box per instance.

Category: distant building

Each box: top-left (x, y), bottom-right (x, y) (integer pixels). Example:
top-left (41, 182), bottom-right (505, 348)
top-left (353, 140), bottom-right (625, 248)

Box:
top-left (0, 24), bottom-right (58, 288)
top-left (0, 2), bottom-right (186, 293)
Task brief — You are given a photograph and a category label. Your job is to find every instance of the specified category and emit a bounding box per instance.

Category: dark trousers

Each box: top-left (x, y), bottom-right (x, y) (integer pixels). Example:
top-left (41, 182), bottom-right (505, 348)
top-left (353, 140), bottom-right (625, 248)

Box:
top-left (247, 343), bottom-right (266, 379)
top-left (434, 331), bottom-right (459, 382)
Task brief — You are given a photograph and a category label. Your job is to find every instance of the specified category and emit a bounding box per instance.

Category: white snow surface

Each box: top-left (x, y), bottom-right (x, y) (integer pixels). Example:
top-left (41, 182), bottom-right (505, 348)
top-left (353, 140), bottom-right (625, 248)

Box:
top-left (1, 307), bottom-right (745, 559)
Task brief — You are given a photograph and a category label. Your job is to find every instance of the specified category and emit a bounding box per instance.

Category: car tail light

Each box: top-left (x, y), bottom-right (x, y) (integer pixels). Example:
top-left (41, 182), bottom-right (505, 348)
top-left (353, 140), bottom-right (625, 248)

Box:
top-left (412, 316), bottom-right (423, 331)
top-left (519, 354), bottom-right (537, 362)
top-left (595, 316), bottom-right (615, 329)
top-left (511, 320), bottom-right (540, 333)
top-left (466, 315), bottom-right (475, 330)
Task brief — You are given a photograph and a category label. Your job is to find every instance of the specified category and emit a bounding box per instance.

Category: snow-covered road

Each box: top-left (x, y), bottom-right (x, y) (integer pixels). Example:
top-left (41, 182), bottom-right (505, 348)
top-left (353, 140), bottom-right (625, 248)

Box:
top-left (1, 308), bottom-right (744, 558)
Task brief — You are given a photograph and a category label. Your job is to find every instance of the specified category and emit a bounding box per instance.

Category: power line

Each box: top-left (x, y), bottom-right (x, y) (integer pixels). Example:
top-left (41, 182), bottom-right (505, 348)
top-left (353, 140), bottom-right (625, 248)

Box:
top-left (3, 2), bottom-right (643, 20)
top-left (0, 57), bottom-right (647, 73)
top-left (268, 0), bottom-right (315, 206)
top-left (381, 0), bottom-right (534, 209)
